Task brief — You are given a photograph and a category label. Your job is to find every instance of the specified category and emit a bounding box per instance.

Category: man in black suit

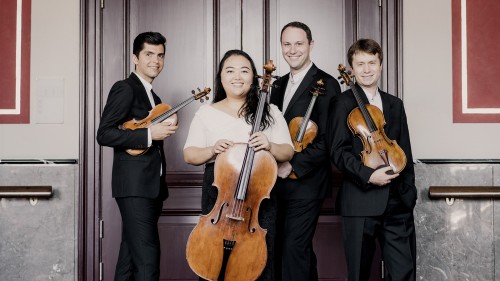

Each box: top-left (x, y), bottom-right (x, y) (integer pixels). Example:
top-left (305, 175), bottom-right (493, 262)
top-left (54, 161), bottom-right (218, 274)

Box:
top-left (96, 32), bottom-right (178, 281)
top-left (328, 39), bottom-right (417, 281)
top-left (270, 21), bottom-right (341, 281)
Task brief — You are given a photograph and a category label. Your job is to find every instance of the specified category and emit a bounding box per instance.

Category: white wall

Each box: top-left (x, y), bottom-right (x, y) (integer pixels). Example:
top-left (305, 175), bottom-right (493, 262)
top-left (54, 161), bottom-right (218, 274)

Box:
top-left (0, 0), bottom-right (80, 159)
top-left (403, 0), bottom-right (500, 159)
top-left (1, 0), bottom-right (498, 160)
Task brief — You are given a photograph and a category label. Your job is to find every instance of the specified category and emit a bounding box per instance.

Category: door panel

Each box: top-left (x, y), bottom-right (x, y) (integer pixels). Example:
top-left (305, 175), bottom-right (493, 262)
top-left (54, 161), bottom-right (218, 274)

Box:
top-left (129, 0), bottom-right (214, 173)
top-left (96, 0), bottom-right (393, 280)
top-left (269, 0), bottom-right (346, 78)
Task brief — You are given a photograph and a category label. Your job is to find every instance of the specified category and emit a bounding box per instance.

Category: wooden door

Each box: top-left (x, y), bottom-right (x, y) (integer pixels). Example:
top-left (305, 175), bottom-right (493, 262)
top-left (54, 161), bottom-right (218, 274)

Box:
top-left (86, 0), bottom-right (402, 280)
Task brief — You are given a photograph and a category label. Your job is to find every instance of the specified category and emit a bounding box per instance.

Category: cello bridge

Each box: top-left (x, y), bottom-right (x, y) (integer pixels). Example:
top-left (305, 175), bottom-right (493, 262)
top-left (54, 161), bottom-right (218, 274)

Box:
top-left (226, 214), bottom-right (245, 221)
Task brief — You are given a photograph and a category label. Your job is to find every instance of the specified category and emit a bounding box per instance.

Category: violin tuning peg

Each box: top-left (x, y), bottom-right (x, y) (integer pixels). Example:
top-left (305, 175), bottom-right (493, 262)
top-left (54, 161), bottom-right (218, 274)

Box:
top-left (191, 90), bottom-right (195, 95)
top-left (340, 81), bottom-right (345, 84)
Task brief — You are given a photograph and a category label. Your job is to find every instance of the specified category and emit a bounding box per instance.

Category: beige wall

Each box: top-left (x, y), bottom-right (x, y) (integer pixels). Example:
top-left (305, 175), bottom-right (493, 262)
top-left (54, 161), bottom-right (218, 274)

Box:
top-left (403, 0), bottom-right (500, 159)
top-left (0, 0), bottom-right (80, 159)
top-left (1, 0), bottom-right (498, 160)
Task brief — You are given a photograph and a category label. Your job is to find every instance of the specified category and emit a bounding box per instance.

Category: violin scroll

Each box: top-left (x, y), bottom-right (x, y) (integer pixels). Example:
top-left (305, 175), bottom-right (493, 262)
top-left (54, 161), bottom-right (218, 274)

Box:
top-left (192, 87), bottom-right (211, 103)
top-left (310, 79), bottom-right (326, 97)
top-left (337, 64), bottom-right (353, 86)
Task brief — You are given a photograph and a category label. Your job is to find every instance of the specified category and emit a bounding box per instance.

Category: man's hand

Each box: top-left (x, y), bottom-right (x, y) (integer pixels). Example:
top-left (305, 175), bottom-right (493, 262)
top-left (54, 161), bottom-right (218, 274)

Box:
top-left (368, 166), bottom-right (399, 186)
top-left (151, 122), bottom-right (178, 140)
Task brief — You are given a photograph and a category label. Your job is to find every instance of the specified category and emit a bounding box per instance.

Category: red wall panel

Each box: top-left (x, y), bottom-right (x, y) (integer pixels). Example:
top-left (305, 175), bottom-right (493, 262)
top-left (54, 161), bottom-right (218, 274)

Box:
top-left (453, 0), bottom-right (500, 122)
top-left (0, 0), bottom-right (31, 123)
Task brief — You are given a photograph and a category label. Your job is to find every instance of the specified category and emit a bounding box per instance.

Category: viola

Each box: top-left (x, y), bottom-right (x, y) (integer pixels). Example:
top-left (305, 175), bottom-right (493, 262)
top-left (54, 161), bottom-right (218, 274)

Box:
top-left (121, 87), bottom-right (210, 156)
top-left (186, 61), bottom-right (277, 281)
top-left (287, 79), bottom-right (326, 179)
top-left (337, 64), bottom-right (406, 174)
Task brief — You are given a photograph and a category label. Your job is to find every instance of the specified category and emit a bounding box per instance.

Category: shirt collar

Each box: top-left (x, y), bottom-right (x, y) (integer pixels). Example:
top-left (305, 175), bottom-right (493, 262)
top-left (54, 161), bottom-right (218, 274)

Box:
top-left (134, 72), bottom-right (153, 93)
top-left (289, 61), bottom-right (313, 84)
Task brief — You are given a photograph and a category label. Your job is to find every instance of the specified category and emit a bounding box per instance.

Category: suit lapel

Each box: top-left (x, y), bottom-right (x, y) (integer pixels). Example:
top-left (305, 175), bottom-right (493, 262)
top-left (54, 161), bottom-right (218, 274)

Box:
top-left (130, 72), bottom-right (154, 110)
top-left (284, 64), bottom-right (318, 117)
top-left (272, 74), bottom-right (290, 111)
top-left (379, 90), bottom-right (393, 129)
top-left (151, 89), bottom-right (161, 106)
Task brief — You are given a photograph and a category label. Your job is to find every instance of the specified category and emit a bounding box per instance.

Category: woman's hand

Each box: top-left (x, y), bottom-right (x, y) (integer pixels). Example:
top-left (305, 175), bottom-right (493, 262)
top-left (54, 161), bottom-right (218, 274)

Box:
top-left (212, 139), bottom-right (234, 156)
top-left (248, 132), bottom-right (271, 152)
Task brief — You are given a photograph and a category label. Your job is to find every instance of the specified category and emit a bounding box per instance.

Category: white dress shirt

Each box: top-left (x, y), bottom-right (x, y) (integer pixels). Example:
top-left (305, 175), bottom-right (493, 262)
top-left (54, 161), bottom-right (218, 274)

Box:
top-left (282, 62), bottom-right (313, 111)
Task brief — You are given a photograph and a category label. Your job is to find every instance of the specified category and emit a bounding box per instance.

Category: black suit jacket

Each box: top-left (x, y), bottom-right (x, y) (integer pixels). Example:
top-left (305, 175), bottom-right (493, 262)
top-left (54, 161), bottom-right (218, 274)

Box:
top-left (270, 64), bottom-right (341, 200)
top-left (97, 73), bottom-right (168, 200)
top-left (328, 85), bottom-right (416, 216)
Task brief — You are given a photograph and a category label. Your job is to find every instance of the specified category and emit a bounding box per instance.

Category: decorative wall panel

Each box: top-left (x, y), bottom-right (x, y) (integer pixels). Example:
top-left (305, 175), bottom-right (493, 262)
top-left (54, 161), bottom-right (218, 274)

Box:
top-left (452, 0), bottom-right (500, 122)
top-left (0, 0), bottom-right (31, 123)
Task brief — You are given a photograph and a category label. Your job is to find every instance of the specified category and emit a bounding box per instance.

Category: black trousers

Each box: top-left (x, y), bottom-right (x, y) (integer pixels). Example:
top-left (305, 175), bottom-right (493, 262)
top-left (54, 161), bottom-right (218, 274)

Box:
top-left (275, 198), bottom-right (323, 281)
top-left (199, 163), bottom-right (277, 281)
top-left (114, 196), bottom-right (164, 281)
top-left (342, 193), bottom-right (416, 281)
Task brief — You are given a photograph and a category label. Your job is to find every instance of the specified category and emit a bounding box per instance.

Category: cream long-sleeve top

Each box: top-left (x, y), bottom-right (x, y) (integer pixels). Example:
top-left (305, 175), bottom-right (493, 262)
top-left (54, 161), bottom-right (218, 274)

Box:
top-left (184, 103), bottom-right (293, 163)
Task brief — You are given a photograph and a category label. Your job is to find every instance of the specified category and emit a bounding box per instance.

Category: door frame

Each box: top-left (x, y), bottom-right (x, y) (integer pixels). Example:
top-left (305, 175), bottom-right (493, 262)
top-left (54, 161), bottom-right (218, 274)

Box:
top-left (79, 1), bottom-right (403, 280)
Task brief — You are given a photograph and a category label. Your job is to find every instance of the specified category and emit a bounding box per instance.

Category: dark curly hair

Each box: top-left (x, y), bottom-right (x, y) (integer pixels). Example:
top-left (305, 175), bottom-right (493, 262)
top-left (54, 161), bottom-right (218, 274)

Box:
top-left (213, 49), bottom-right (274, 130)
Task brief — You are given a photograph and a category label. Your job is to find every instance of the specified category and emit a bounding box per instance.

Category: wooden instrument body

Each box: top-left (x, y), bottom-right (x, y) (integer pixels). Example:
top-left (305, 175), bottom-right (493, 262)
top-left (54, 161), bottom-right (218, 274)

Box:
top-left (186, 61), bottom-right (276, 281)
top-left (121, 103), bottom-right (178, 156)
top-left (121, 103), bottom-right (178, 130)
top-left (186, 144), bottom-right (277, 281)
top-left (337, 63), bottom-right (406, 174)
top-left (347, 104), bottom-right (406, 173)
top-left (288, 117), bottom-right (318, 153)
top-left (120, 87), bottom-right (210, 156)
top-left (286, 79), bottom-right (325, 179)
top-left (287, 117), bottom-right (318, 179)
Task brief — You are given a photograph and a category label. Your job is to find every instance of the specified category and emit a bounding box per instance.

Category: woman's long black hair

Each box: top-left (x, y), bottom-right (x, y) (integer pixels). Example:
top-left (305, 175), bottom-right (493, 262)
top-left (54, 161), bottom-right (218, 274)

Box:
top-left (212, 49), bottom-right (274, 130)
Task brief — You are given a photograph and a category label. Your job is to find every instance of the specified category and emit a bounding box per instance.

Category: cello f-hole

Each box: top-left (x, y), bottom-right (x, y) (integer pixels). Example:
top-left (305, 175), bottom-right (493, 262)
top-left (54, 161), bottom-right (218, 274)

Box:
top-left (211, 202), bottom-right (228, 224)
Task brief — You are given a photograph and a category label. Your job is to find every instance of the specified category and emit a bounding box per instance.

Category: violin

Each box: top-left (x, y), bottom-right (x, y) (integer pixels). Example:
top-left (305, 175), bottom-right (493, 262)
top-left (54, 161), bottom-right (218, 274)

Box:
top-left (121, 87), bottom-right (210, 156)
top-left (287, 79), bottom-right (326, 179)
top-left (186, 61), bottom-right (277, 281)
top-left (337, 64), bottom-right (406, 174)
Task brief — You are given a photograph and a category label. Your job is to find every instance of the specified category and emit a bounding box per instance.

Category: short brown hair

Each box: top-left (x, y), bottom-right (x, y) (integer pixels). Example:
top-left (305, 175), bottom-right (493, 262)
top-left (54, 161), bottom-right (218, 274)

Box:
top-left (280, 21), bottom-right (313, 44)
top-left (347, 39), bottom-right (383, 67)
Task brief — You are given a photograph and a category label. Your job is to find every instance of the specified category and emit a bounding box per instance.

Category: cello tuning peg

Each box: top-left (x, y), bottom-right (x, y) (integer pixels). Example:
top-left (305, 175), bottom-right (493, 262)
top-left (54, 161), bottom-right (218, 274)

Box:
top-left (340, 80), bottom-right (345, 84)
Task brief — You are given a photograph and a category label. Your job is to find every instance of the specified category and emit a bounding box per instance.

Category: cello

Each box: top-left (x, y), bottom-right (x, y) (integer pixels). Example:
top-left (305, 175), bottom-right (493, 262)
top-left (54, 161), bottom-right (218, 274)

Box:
top-left (337, 64), bottom-right (406, 174)
top-left (186, 61), bottom-right (277, 281)
top-left (121, 87), bottom-right (210, 156)
top-left (287, 79), bottom-right (326, 179)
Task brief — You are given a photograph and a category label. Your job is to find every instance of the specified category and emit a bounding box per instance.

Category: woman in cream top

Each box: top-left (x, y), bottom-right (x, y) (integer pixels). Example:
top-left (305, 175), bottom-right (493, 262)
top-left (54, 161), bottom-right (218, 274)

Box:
top-left (183, 49), bottom-right (293, 281)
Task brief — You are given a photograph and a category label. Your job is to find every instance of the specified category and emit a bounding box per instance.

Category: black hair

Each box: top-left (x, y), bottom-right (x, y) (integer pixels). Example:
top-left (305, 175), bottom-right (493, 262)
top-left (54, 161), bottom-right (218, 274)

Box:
top-left (213, 49), bottom-right (274, 130)
top-left (132, 32), bottom-right (166, 57)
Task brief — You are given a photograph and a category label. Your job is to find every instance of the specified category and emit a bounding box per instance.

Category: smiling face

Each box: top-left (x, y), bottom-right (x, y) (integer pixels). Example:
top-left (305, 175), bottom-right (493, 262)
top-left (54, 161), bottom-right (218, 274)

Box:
top-left (220, 54), bottom-right (254, 100)
top-left (280, 27), bottom-right (314, 75)
top-left (132, 43), bottom-right (165, 83)
top-left (350, 51), bottom-right (382, 91)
